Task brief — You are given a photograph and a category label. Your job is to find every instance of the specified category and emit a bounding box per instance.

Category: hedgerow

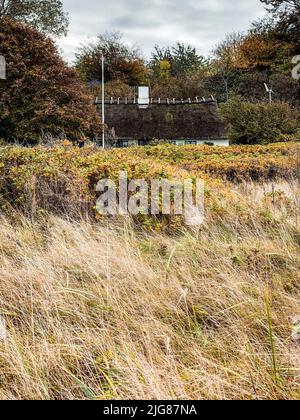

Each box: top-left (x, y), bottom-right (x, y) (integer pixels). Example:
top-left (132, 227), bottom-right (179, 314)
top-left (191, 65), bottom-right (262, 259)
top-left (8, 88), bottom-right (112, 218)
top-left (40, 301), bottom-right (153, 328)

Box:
top-left (0, 142), bottom-right (298, 232)
top-left (115, 142), bottom-right (299, 181)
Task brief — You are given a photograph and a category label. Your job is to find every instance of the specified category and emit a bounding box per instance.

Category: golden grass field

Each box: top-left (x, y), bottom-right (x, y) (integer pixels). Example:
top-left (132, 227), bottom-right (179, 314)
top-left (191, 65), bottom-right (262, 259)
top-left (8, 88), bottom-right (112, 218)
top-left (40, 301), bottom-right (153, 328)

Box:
top-left (0, 142), bottom-right (299, 400)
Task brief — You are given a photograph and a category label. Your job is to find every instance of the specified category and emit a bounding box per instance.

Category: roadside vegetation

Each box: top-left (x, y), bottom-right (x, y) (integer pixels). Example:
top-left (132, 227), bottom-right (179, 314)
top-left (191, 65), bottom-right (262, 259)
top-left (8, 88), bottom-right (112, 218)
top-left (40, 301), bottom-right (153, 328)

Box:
top-left (0, 143), bottom-right (299, 399)
top-left (0, 142), bottom-right (298, 221)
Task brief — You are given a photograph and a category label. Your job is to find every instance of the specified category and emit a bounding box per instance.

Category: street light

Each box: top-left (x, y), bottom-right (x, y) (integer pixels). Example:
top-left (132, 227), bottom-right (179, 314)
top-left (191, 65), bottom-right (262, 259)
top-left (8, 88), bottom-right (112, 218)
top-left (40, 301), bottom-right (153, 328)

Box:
top-left (101, 54), bottom-right (105, 149)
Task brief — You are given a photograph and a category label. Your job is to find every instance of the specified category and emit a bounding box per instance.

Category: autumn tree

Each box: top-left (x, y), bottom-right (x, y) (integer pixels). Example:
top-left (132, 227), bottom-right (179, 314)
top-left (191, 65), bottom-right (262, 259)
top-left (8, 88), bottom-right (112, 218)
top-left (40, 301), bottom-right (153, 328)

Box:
top-left (0, 17), bottom-right (100, 144)
top-left (260, 0), bottom-right (300, 50)
top-left (75, 31), bottom-right (148, 86)
top-left (210, 21), bottom-right (297, 103)
top-left (0, 0), bottom-right (68, 36)
top-left (211, 33), bottom-right (245, 101)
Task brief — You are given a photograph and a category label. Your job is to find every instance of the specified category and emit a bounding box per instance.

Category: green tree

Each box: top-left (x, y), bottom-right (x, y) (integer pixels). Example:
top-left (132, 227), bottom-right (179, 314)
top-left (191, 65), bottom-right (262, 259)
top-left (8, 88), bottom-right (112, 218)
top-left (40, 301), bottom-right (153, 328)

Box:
top-left (150, 42), bottom-right (208, 77)
top-left (0, 0), bottom-right (68, 36)
top-left (220, 96), bottom-right (299, 144)
top-left (149, 42), bottom-right (210, 98)
top-left (0, 17), bottom-right (100, 144)
top-left (260, 0), bottom-right (300, 51)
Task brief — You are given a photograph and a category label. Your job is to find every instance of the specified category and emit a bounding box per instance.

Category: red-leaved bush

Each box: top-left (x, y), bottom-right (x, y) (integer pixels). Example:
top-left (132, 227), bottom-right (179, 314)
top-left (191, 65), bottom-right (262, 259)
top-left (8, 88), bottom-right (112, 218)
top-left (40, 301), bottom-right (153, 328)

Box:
top-left (0, 17), bottom-right (101, 144)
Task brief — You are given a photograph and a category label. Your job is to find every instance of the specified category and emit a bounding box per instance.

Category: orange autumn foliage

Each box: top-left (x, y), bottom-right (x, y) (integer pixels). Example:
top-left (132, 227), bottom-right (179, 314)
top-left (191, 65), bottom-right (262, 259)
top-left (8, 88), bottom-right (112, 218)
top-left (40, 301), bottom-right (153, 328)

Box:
top-left (0, 17), bottom-right (101, 144)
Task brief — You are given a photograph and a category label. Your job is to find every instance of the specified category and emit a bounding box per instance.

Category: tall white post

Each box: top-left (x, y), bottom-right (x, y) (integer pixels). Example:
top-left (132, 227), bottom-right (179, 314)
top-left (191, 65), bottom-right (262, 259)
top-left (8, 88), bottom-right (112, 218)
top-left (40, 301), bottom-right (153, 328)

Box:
top-left (269, 90), bottom-right (272, 105)
top-left (101, 54), bottom-right (105, 149)
top-left (0, 55), bottom-right (6, 80)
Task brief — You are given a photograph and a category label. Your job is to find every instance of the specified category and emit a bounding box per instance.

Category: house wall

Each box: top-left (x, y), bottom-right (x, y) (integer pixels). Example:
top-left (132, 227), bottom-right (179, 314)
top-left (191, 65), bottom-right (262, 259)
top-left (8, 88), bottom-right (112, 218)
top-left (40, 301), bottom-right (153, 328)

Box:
top-left (171, 139), bottom-right (230, 146)
top-left (98, 101), bottom-right (227, 141)
top-left (117, 139), bottom-right (230, 148)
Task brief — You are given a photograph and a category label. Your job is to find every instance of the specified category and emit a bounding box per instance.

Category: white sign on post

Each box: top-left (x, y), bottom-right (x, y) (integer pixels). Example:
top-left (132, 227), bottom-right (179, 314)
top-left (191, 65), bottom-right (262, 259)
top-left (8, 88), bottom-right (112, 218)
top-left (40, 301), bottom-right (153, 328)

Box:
top-left (0, 55), bottom-right (6, 80)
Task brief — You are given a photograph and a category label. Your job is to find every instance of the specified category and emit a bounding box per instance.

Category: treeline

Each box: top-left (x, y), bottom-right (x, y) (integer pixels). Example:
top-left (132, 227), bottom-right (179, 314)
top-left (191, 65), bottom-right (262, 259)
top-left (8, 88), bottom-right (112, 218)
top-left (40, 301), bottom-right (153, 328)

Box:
top-left (75, 0), bottom-right (300, 104)
top-left (73, 0), bottom-right (300, 144)
top-left (0, 0), bottom-right (299, 144)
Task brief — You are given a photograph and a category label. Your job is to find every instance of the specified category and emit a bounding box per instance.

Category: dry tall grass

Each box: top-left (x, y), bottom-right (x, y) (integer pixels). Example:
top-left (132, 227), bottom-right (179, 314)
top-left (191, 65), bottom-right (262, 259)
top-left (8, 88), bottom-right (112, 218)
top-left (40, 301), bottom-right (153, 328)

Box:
top-left (0, 181), bottom-right (299, 400)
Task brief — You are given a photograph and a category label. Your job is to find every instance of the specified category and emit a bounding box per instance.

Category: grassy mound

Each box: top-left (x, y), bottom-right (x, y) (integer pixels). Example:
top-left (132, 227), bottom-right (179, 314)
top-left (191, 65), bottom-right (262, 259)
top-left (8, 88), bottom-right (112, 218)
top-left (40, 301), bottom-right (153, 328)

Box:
top-left (0, 180), bottom-right (299, 399)
top-left (0, 143), bottom-right (299, 399)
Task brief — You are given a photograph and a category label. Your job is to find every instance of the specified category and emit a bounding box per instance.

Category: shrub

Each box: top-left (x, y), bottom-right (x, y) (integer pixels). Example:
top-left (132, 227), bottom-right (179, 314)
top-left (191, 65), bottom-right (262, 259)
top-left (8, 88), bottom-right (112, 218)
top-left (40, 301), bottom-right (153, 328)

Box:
top-left (0, 142), bottom-right (297, 220)
top-left (219, 97), bottom-right (300, 144)
top-left (0, 17), bottom-right (101, 144)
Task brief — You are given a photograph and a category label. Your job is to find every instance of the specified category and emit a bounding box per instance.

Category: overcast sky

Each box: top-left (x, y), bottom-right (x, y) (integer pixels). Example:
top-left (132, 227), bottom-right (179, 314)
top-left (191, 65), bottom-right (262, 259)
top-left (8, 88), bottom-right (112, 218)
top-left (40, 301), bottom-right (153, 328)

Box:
top-left (58, 0), bottom-right (266, 63)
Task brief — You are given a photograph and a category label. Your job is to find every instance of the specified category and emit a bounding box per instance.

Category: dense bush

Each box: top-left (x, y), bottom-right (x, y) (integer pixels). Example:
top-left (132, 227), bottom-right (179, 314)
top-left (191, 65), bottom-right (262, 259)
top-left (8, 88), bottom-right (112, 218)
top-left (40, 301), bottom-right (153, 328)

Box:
top-left (0, 17), bottom-right (101, 144)
top-left (219, 97), bottom-right (300, 144)
top-left (0, 142), bottom-right (297, 218)
top-left (120, 142), bottom-right (298, 181)
top-left (0, 142), bottom-right (190, 218)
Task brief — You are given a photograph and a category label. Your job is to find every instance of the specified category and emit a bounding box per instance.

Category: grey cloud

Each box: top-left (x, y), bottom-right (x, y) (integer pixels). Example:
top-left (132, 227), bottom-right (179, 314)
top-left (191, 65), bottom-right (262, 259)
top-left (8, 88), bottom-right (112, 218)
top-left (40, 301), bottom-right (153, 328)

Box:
top-left (59, 0), bottom-right (266, 63)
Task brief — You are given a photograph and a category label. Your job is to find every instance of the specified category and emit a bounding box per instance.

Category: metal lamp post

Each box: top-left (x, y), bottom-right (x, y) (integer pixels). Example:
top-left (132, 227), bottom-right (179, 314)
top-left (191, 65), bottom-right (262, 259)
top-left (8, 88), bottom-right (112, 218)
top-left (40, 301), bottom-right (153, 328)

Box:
top-left (101, 54), bottom-right (105, 149)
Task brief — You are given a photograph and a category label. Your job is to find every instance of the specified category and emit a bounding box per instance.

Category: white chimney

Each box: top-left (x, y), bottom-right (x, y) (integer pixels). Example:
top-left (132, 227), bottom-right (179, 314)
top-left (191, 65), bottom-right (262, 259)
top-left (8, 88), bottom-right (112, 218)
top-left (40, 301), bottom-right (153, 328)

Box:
top-left (138, 86), bottom-right (150, 109)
